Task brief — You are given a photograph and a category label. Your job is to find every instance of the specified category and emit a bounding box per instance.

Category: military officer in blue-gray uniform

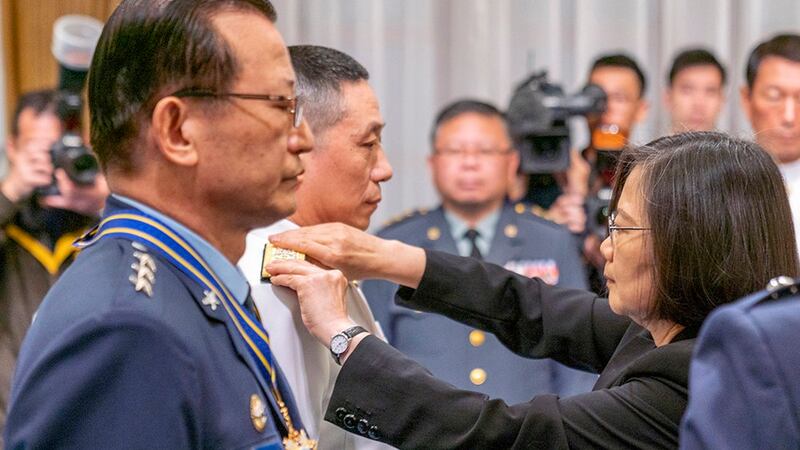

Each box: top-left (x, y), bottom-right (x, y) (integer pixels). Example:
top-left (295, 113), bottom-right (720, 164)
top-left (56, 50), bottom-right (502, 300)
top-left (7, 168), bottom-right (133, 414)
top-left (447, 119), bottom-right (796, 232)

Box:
top-left (681, 276), bottom-right (800, 449)
top-left (362, 100), bottom-right (597, 403)
top-left (4, 1), bottom-right (319, 448)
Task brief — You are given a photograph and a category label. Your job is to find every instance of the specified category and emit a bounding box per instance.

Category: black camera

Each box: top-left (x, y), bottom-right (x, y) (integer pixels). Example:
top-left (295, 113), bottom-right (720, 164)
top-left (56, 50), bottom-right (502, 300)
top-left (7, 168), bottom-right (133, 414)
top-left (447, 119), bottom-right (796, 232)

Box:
top-left (507, 71), bottom-right (607, 174)
top-left (39, 15), bottom-right (102, 196)
top-left (584, 125), bottom-right (630, 239)
top-left (47, 88), bottom-right (98, 191)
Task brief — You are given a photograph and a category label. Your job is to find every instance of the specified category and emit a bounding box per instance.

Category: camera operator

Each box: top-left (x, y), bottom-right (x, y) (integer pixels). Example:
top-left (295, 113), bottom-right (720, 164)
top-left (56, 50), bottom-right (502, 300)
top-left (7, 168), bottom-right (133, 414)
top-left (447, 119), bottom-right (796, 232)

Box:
top-left (0, 89), bottom-right (107, 436)
top-left (556, 54), bottom-right (649, 292)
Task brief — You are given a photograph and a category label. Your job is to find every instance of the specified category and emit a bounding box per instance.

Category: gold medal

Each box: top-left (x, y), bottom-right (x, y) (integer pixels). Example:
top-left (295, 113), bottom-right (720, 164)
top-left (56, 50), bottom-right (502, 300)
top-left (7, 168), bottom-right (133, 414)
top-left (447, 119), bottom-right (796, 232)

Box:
top-left (277, 398), bottom-right (317, 449)
top-left (261, 243), bottom-right (306, 280)
top-left (283, 429), bottom-right (317, 450)
top-left (250, 394), bottom-right (267, 433)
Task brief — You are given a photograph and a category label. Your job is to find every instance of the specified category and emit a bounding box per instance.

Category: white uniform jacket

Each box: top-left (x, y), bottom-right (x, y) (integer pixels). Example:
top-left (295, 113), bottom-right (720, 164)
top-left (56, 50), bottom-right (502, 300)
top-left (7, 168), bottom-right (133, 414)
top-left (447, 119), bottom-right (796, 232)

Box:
top-left (239, 220), bottom-right (393, 450)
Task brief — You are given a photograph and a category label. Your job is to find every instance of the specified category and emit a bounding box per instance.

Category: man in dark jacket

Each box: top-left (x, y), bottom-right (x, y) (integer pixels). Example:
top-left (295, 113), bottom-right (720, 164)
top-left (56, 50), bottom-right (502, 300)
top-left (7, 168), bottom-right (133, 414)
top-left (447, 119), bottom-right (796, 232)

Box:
top-left (0, 89), bottom-right (107, 439)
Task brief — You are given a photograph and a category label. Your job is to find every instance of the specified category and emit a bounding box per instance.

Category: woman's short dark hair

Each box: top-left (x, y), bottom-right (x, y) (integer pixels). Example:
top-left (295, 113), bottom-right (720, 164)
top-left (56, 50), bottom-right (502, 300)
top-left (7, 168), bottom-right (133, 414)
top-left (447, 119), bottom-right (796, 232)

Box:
top-left (88, 0), bottom-right (276, 173)
top-left (610, 132), bottom-right (798, 328)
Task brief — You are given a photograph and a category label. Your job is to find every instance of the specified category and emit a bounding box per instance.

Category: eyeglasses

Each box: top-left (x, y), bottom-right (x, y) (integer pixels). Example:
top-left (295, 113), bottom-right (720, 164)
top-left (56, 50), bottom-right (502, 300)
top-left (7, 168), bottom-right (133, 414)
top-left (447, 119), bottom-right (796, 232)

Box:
top-left (434, 147), bottom-right (513, 159)
top-left (171, 88), bottom-right (304, 128)
top-left (607, 211), bottom-right (650, 245)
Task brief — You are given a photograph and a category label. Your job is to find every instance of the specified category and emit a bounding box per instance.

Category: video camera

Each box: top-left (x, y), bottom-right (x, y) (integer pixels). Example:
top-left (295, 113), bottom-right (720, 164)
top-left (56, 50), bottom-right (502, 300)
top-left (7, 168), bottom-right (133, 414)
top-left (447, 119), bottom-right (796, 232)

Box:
top-left (39, 15), bottom-right (103, 195)
top-left (507, 71), bottom-right (632, 238)
top-left (506, 71), bottom-right (606, 174)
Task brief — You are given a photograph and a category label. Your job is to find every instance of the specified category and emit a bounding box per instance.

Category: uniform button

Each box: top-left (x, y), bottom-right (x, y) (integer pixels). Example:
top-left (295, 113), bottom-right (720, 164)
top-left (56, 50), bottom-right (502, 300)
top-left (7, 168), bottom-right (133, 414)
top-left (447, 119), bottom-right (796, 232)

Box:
top-left (335, 407), bottom-right (348, 422)
top-left (504, 224), bottom-right (518, 238)
top-left (343, 414), bottom-right (357, 429)
top-left (468, 330), bottom-right (485, 347)
top-left (368, 425), bottom-right (382, 440)
top-left (357, 418), bottom-right (370, 435)
top-left (470, 368), bottom-right (487, 385)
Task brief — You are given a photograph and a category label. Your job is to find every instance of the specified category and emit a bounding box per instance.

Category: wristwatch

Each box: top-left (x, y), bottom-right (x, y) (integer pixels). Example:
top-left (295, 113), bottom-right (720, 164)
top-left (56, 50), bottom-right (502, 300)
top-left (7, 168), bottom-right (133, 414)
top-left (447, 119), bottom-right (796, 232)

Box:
top-left (330, 325), bottom-right (367, 365)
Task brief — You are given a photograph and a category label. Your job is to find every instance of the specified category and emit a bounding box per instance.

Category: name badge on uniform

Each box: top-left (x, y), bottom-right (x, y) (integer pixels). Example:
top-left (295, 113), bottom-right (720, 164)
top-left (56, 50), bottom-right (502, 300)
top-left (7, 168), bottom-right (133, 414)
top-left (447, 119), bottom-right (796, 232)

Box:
top-left (504, 259), bottom-right (560, 285)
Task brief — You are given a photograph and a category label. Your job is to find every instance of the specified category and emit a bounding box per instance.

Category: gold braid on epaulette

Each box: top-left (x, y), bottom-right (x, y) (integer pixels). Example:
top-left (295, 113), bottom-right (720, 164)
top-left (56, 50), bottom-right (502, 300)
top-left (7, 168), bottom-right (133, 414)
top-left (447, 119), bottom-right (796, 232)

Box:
top-left (513, 202), bottom-right (552, 221)
top-left (381, 207), bottom-right (430, 228)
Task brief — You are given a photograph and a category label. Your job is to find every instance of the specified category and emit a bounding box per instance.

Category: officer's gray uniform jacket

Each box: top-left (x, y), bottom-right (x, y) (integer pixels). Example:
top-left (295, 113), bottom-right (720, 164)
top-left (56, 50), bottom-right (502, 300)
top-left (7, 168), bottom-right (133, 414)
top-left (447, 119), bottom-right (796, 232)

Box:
top-left (362, 202), bottom-right (597, 403)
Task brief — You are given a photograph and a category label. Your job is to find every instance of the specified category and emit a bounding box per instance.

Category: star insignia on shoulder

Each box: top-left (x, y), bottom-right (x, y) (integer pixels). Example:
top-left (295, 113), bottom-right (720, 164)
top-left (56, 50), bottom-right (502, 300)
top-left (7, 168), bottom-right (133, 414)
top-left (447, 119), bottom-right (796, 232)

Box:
top-left (129, 243), bottom-right (156, 298)
top-left (201, 290), bottom-right (220, 311)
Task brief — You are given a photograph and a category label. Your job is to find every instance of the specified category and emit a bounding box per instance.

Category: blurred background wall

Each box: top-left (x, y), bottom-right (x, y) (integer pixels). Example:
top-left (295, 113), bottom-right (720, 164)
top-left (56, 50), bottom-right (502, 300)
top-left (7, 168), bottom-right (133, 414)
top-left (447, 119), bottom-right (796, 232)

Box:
top-left (2, 0), bottom-right (800, 228)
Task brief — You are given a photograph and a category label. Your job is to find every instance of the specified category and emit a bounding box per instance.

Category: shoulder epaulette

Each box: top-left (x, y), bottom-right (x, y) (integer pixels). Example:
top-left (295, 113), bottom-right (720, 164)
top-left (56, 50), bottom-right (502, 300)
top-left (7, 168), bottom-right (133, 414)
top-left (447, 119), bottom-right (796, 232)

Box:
top-left (380, 207), bottom-right (431, 229)
top-left (762, 276), bottom-right (800, 302)
top-left (512, 202), bottom-right (571, 231)
top-left (513, 202), bottom-right (550, 220)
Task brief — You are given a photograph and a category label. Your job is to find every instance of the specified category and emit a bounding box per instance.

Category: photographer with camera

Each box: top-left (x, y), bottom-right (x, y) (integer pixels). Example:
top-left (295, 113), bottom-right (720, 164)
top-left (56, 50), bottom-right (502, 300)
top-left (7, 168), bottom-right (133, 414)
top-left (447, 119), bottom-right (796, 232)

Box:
top-left (578, 54), bottom-right (649, 290)
top-left (0, 89), bottom-right (108, 437)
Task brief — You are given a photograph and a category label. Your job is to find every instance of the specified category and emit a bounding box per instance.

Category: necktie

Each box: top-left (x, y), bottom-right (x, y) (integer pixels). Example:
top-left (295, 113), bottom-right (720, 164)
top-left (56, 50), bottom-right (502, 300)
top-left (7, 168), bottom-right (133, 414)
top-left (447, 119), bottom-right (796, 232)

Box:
top-left (464, 229), bottom-right (483, 260)
top-left (244, 291), bottom-right (262, 321)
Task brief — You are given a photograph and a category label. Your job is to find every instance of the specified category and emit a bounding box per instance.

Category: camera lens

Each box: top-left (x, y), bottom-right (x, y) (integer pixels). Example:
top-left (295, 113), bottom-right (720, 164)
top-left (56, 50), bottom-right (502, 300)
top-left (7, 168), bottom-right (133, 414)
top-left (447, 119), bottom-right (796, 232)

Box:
top-left (72, 153), bottom-right (97, 173)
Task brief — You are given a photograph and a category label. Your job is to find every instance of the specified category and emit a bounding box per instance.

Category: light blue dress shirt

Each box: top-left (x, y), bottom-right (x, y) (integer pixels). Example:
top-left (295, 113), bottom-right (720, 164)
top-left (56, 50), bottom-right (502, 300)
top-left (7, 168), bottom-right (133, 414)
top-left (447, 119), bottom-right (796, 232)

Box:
top-left (443, 208), bottom-right (501, 258)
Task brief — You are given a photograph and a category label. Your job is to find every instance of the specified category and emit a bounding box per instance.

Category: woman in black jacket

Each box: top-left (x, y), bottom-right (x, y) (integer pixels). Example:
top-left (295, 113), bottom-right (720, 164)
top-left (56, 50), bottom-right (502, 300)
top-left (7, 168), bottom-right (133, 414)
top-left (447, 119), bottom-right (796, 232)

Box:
top-left (267, 132), bottom-right (799, 449)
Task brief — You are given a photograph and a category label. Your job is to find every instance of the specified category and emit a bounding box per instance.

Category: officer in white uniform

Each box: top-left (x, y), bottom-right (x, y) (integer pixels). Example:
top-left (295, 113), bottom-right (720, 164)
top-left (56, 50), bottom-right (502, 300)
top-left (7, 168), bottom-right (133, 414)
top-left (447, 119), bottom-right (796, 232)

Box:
top-left (239, 45), bottom-right (394, 449)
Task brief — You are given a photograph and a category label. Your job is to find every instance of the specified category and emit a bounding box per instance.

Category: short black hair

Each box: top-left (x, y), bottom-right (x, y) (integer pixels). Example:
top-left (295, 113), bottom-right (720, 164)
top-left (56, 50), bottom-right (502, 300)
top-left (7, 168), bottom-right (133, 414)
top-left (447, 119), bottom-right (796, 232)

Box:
top-left (430, 99), bottom-right (505, 145)
top-left (590, 53), bottom-right (647, 97)
top-left (746, 33), bottom-right (800, 88)
top-left (88, 0), bottom-right (277, 173)
top-left (667, 48), bottom-right (726, 86)
top-left (611, 132), bottom-right (797, 328)
top-left (10, 89), bottom-right (59, 137)
top-left (288, 45), bottom-right (369, 135)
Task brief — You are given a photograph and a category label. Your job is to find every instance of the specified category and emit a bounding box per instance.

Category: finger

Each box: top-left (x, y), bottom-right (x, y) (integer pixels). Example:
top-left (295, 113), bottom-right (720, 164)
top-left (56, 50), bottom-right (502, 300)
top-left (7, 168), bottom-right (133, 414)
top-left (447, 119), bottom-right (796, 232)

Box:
top-left (53, 169), bottom-right (71, 185)
top-left (40, 196), bottom-right (68, 209)
top-left (269, 225), bottom-right (332, 246)
top-left (269, 231), bottom-right (334, 261)
top-left (305, 255), bottom-right (332, 270)
top-left (266, 259), bottom-right (323, 277)
top-left (268, 274), bottom-right (299, 291)
top-left (53, 169), bottom-right (78, 195)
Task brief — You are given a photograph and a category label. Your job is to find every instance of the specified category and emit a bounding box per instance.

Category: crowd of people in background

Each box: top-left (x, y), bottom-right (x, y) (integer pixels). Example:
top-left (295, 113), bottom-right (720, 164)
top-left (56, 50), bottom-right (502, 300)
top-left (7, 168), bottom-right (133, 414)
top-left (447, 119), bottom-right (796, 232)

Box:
top-left (1, 0), bottom-right (800, 448)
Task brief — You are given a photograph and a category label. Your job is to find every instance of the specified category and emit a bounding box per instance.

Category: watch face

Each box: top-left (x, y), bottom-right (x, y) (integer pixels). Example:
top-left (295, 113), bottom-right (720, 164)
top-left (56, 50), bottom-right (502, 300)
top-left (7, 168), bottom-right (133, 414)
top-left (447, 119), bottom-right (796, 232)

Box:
top-left (331, 334), bottom-right (349, 354)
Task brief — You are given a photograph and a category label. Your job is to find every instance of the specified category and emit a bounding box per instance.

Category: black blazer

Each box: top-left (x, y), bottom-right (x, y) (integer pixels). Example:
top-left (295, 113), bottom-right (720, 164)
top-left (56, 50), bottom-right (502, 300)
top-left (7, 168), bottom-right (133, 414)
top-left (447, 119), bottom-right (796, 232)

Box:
top-left (325, 250), bottom-right (696, 449)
